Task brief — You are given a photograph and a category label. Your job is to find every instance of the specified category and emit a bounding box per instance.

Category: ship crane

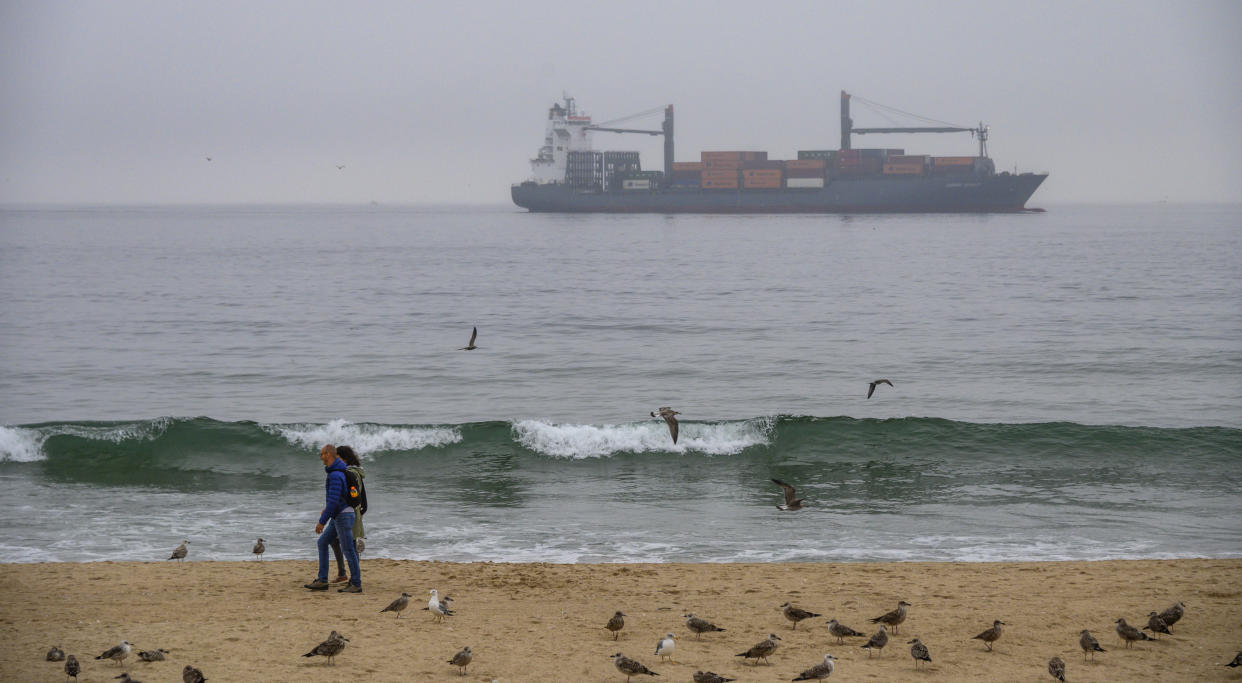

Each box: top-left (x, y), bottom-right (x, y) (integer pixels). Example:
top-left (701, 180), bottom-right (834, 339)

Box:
top-left (841, 91), bottom-right (989, 158)
top-left (584, 105), bottom-right (675, 185)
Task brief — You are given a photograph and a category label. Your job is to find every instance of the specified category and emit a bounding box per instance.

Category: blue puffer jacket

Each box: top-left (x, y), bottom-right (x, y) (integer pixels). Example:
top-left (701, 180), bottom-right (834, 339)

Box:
top-left (318, 458), bottom-right (350, 524)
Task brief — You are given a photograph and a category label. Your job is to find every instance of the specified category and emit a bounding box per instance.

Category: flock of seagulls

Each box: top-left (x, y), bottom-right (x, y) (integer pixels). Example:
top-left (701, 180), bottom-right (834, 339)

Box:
top-left (47, 639), bottom-right (206, 682)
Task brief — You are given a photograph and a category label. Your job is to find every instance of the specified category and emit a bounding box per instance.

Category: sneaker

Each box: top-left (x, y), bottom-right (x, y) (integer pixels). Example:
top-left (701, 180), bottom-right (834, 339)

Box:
top-left (338, 584), bottom-right (362, 593)
top-left (304, 579), bottom-right (329, 591)
top-left (330, 575), bottom-right (349, 584)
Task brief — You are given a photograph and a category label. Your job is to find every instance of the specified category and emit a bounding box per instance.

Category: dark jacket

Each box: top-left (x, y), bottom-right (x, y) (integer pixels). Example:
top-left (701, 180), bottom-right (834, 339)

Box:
top-left (318, 458), bottom-right (350, 525)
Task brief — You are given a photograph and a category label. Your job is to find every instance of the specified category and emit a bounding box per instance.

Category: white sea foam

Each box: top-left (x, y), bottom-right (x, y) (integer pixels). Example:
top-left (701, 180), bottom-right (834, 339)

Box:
top-left (0, 419), bottom-right (173, 462)
top-left (0, 426), bottom-right (47, 462)
top-left (270, 419), bottom-right (461, 455)
top-left (511, 417), bottom-right (772, 458)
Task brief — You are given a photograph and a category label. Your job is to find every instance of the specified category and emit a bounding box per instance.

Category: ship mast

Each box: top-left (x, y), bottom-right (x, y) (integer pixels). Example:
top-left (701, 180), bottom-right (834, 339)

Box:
top-left (841, 91), bottom-right (988, 157)
top-left (585, 106), bottom-right (675, 185)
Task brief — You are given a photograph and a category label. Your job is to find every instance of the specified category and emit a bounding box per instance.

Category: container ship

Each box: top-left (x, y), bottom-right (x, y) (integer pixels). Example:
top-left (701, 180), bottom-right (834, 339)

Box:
top-left (511, 92), bottom-right (1047, 213)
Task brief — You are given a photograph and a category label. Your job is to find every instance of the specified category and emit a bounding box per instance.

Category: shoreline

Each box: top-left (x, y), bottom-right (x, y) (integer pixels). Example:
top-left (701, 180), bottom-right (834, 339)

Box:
top-left (4, 558), bottom-right (1240, 681)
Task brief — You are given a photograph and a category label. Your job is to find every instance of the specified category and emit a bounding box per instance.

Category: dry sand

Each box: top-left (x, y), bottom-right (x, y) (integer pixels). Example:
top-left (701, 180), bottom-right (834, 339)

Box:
top-left (3, 558), bottom-right (1240, 681)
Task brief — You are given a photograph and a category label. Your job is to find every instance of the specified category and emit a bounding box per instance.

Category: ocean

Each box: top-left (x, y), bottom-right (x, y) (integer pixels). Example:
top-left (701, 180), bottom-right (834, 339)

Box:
top-left (1, 203), bottom-right (1239, 564)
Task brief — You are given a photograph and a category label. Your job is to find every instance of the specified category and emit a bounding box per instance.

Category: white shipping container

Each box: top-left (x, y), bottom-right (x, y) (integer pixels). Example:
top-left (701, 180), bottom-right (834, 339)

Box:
top-left (786, 177), bottom-right (825, 189)
top-left (622, 179), bottom-right (652, 190)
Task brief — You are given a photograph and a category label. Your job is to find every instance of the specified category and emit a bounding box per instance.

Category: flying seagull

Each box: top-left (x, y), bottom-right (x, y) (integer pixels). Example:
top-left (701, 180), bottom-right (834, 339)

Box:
top-left (611, 652), bottom-right (658, 681)
top-left (605, 611), bottom-right (626, 640)
top-left (182, 665), bottom-right (207, 683)
top-left (792, 653), bottom-right (836, 681)
top-left (380, 592), bottom-right (411, 619)
top-left (650, 407), bottom-right (679, 444)
top-left (335, 164), bottom-right (346, 170)
top-left (252, 538), bottom-right (265, 560)
top-left (447, 646), bottom-right (472, 675)
top-left (1048, 655), bottom-right (1066, 681)
top-left (867, 379), bottom-right (893, 399)
top-left (771, 479), bottom-right (805, 510)
top-left (459, 327), bottom-right (478, 350)
top-left (168, 540), bottom-right (189, 562)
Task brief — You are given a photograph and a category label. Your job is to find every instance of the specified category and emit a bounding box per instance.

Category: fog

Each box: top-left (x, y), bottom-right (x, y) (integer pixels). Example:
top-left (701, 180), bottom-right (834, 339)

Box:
top-left (1, 0), bottom-right (1239, 205)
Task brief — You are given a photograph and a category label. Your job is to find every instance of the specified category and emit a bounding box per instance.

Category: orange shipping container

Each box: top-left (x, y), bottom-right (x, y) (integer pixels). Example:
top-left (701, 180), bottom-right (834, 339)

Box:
top-left (887, 155), bottom-right (927, 165)
top-left (742, 169), bottom-right (781, 179)
top-left (705, 160), bottom-right (744, 170)
top-left (702, 177), bottom-right (739, 189)
top-left (672, 162), bottom-right (706, 171)
top-left (702, 151), bottom-right (742, 162)
top-left (784, 159), bottom-right (826, 170)
top-left (931, 156), bottom-right (975, 166)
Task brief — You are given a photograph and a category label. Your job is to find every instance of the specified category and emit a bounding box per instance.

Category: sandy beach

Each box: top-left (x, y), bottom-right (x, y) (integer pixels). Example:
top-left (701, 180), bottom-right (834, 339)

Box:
top-left (3, 558), bottom-right (1240, 681)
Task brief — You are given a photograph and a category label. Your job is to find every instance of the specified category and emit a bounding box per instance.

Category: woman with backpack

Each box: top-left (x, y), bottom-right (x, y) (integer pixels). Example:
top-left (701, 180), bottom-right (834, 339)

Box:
top-left (326, 445), bottom-right (367, 584)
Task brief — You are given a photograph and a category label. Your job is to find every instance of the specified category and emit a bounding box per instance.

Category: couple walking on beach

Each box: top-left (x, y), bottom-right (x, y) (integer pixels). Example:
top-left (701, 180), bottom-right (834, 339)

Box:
top-left (305, 444), bottom-right (367, 593)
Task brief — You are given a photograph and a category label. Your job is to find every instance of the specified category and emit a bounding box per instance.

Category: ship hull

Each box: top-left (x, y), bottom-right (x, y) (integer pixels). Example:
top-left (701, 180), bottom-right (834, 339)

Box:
top-left (512, 172), bottom-right (1047, 213)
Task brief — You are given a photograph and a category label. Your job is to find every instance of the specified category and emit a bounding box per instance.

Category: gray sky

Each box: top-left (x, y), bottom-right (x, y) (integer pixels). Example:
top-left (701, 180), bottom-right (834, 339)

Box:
top-left (1, 0), bottom-right (1239, 205)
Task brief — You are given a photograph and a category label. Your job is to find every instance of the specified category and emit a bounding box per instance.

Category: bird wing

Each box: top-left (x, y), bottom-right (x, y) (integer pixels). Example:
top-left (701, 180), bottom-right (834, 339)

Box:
top-left (664, 414), bottom-right (678, 444)
top-left (772, 479), bottom-right (797, 505)
top-left (469, 327), bottom-right (477, 346)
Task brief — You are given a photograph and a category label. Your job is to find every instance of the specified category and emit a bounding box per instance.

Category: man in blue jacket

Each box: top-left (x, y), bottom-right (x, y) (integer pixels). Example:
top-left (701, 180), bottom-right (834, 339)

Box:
top-left (304, 444), bottom-right (362, 593)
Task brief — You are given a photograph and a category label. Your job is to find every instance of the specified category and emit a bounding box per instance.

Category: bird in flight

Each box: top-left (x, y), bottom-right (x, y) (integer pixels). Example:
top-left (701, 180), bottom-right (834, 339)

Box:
top-left (867, 379), bottom-right (893, 399)
top-left (205, 156), bottom-right (212, 161)
top-left (459, 327), bottom-right (478, 350)
top-left (771, 479), bottom-right (806, 510)
top-left (650, 407), bottom-right (680, 444)
top-left (336, 164), bottom-right (346, 170)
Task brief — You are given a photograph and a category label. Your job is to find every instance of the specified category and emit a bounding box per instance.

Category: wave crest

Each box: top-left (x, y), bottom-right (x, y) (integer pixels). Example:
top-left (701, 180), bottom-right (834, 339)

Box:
top-left (267, 419), bottom-right (462, 455)
top-left (511, 417), bottom-right (773, 458)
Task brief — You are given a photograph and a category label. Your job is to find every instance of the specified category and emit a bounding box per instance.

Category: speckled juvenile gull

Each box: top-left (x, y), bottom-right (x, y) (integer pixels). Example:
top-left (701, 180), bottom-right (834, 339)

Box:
top-left (973, 620), bottom-right (1005, 652)
top-left (869, 601), bottom-right (910, 634)
top-left (1157, 601), bottom-right (1185, 628)
top-left (447, 646), bottom-right (472, 675)
top-left (182, 664), bottom-right (207, 683)
top-left (782, 602), bottom-right (822, 629)
top-left (735, 633), bottom-right (781, 665)
top-left (771, 479), bottom-right (806, 510)
top-left (611, 652), bottom-right (658, 681)
top-left (685, 613), bottom-right (725, 639)
top-left (252, 538), bottom-right (265, 560)
top-left (46, 645), bottom-right (65, 661)
top-left (1079, 629), bottom-right (1106, 659)
top-left (1048, 655), bottom-right (1066, 681)
top-left (65, 655), bottom-right (80, 680)
top-left (908, 638), bottom-right (931, 669)
top-left (826, 619), bottom-right (865, 644)
top-left (605, 611), bottom-right (626, 640)
top-left (1145, 611), bottom-right (1172, 638)
top-left (380, 592), bottom-right (411, 619)
top-left (792, 653), bottom-right (836, 681)
top-left (302, 630), bottom-right (349, 665)
top-left (861, 626), bottom-right (888, 657)
top-left (168, 540), bottom-right (189, 562)
top-left (650, 407), bottom-right (680, 444)
top-left (692, 671), bottom-right (735, 683)
top-left (137, 648), bottom-right (168, 662)
top-left (1114, 617), bottom-right (1151, 648)
top-left (867, 379), bottom-right (893, 399)
top-left (95, 641), bottom-right (132, 666)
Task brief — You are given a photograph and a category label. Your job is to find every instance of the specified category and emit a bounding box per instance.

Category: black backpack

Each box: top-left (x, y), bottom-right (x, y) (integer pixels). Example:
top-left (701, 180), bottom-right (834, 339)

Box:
top-left (343, 467), bottom-right (368, 515)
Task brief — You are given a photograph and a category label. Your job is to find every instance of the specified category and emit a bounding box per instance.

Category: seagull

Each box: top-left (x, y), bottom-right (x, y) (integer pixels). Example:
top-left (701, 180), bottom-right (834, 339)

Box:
top-left (782, 602), bottom-right (822, 629)
top-left (611, 652), bottom-right (658, 681)
top-left (605, 611), bottom-right (626, 640)
top-left (1048, 655), bottom-right (1066, 681)
top-left (46, 645), bottom-right (65, 661)
top-left (168, 540), bottom-right (189, 562)
top-left (205, 156), bottom-right (212, 162)
top-left (908, 638), bottom-right (931, 669)
top-left (1157, 601), bottom-right (1185, 628)
top-left (380, 592), bottom-right (411, 619)
top-left (335, 164), bottom-right (346, 170)
top-left (65, 654), bottom-right (80, 679)
top-left (1114, 617), bottom-right (1151, 648)
top-left (654, 632), bottom-right (675, 662)
top-left (459, 327), bottom-right (478, 350)
top-left (1145, 611), bottom-right (1172, 638)
top-left (95, 641), bottom-right (132, 666)
top-left (870, 601), bottom-right (910, 634)
top-left (1079, 629), bottom-right (1106, 659)
top-left (826, 619), bottom-right (865, 644)
top-left (792, 653), bottom-right (836, 681)
top-left (427, 589), bottom-right (454, 622)
top-left (302, 630), bottom-right (349, 665)
top-left (650, 407), bottom-right (679, 444)
top-left (181, 665), bottom-right (207, 683)
top-left (693, 672), bottom-right (736, 683)
top-left (252, 538), bottom-right (265, 560)
top-left (684, 613), bottom-right (725, 639)
top-left (973, 620), bottom-right (1005, 651)
top-left (114, 674), bottom-right (142, 683)
top-left (771, 479), bottom-right (806, 510)
top-left (735, 633), bottom-right (781, 665)
top-left (447, 646), bottom-right (472, 675)
top-left (866, 379), bottom-right (893, 399)
top-left (137, 648), bottom-right (168, 662)
top-left (861, 626), bottom-right (888, 657)
top-left (1227, 652), bottom-right (1242, 668)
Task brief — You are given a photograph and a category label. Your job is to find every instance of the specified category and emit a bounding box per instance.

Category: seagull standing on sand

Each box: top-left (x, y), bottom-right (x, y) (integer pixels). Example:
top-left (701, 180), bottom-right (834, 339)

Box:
top-left (650, 407), bottom-right (679, 444)
top-left (1048, 655), bottom-right (1066, 681)
top-left (685, 613), bottom-right (725, 639)
top-left (611, 652), bottom-right (658, 681)
top-left (605, 610), bottom-right (626, 640)
top-left (867, 379), bottom-right (893, 399)
top-left (792, 653), bottom-right (836, 681)
top-left (973, 620), bottom-right (1005, 651)
top-left (826, 619), bottom-right (865, 644)
top-left (1157, 601), bottom-right (1185, 628)
top-left (252, 538), bottom-right (265, 560)
top-left (861, 626), bottom-right (888, 657)
top-left (380, 592), bottom-right (411, 619)
top-left (1079, 629), bottom-right (1106, 659)
top-left (46, 645), bottom-right (65, 661)
top-left (302, 631), bottom-right (349, 665)
top-left (1114, 617), bottom-right (1151, 648)
top-left (771, 479), bottom-right (806, 510)
top-left (168, 540), bottom-right (189, 562)
top-left (654, 632), bottom-right (676, 662)
top-left (908, 638), bottom-right (932, 669)
top-left (182, 665), bottom-right (207, 683)
top-left (870, 600), bottom-right (910, 634)
top-left (95, 641), bottom-right (132, 666)
top-left (65, 654), bottom-right (80, 679)
top-left (427, 589), bottom-right (454, 622)
top-left (735, 633), bottom-right (781, 665)
top-left (447, 646), bottom-right (472, 675)
top-left (459, 327), bottom-right (479, 350)
top-left (782, 602), bottom-right (822, 629)
top-left (693, 672), bottom-right (735, 683)
top-left (1145, 611), bottom-right (1173, 638)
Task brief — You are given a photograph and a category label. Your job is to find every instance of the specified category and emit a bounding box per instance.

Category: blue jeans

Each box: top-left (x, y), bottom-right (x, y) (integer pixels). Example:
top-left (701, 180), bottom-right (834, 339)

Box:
top-left (316, 509), bottom-right (360, 587)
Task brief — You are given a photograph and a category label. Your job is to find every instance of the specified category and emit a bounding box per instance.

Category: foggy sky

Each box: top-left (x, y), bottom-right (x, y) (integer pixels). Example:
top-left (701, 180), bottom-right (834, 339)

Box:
top-left (1, 0), bottom-right (1239, 205)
